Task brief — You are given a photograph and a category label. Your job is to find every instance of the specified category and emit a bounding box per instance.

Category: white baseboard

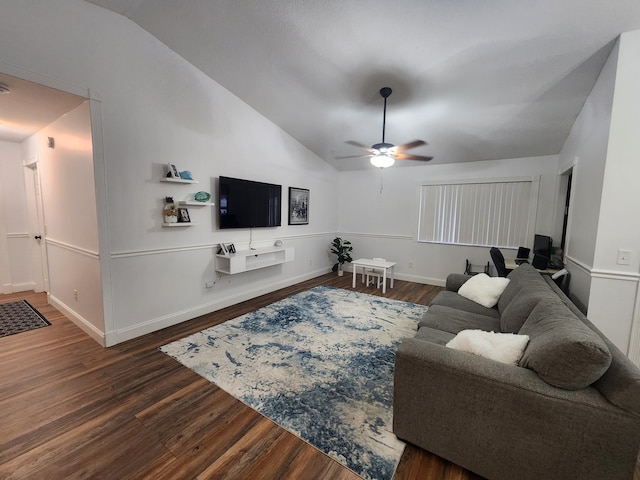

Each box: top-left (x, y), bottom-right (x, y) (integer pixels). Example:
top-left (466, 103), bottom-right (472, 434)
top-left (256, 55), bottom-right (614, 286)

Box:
top-left (343, 265), bottom-right (445, 287)
top-left (394, 272), bottom-right (446, 287)
top-left (48, 294), bottom-right (106, 347)
top-left (2, 282), bottom-right (36, 294)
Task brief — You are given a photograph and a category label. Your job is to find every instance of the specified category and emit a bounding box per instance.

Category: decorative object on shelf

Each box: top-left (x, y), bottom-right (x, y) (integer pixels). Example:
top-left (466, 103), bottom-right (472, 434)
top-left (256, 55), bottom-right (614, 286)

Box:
top-left (219, 243), bottom-right (229, 255)
top-left (226, 243), bottom-right (236, 254)
top-left (179, 170), bottom-right (193, 180)
top-left (331, 237), bottom-right (353, 276)
top-left (289, 187), bottom-right (309, 225)
top-left (177, 207), bottom-right (191, 223)
top-left (166, 164), bottom-right (180, 178)
top-left (193, 191), bottom-right (211, 202)
top-left (163, 196), bottom-right (178, 223)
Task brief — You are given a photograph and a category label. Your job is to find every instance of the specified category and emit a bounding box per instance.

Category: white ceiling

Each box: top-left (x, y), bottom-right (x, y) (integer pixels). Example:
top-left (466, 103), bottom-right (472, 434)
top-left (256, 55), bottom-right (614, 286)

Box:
top-left (0, 72), bottom-right (86, 143)
top-left (5, 2), bottom-right (640, 170)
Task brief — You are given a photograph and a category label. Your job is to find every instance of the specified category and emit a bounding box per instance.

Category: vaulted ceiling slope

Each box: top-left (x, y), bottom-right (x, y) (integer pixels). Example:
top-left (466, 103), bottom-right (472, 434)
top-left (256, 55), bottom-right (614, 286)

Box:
top-left (84, 0), bottom-right (640, 170)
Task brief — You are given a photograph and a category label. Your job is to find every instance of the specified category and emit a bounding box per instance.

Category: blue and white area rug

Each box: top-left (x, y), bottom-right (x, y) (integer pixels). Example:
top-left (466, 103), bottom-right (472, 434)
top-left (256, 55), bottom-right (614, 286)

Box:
top-left (160, 286), bottom-right (428, 480)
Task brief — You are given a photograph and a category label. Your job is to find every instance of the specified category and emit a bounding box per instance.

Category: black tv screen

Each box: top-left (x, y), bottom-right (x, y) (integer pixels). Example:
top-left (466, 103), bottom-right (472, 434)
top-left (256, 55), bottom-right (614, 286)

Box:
top-left (218, 176), bottom-right (281, 229)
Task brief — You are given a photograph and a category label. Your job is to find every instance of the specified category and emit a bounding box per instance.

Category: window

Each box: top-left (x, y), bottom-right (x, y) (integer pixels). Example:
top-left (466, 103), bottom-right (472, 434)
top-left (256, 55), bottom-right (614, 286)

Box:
top-left (417, 177), bottom-right (539, 248)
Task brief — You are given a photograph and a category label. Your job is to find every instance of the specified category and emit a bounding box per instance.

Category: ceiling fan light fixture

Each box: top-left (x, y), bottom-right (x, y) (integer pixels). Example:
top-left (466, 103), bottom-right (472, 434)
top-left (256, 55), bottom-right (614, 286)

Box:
top-left (370, 154), bottom-right (395, 168)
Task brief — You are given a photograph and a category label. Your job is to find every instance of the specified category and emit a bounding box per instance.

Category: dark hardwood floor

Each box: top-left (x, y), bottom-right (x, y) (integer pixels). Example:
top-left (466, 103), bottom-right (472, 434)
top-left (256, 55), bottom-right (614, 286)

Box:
top-left (1, 275), bottom-right (635, 479)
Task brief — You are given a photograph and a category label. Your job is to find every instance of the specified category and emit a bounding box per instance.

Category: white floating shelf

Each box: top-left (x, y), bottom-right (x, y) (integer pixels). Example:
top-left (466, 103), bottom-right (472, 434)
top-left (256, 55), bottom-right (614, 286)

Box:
top-left (160, 178), bottom-right (199, 184)
top-left (215, 246), bottom-right (295, 274)
top-left (177, 201), bottom-right (215, 206)
top-left (162, 222), bottom-right (198, 227)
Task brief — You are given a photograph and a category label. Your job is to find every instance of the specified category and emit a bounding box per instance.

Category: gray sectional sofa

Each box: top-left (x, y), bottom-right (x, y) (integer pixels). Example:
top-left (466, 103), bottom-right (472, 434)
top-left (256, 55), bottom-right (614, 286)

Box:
top-left (394, 263), bottom-right (640, 480)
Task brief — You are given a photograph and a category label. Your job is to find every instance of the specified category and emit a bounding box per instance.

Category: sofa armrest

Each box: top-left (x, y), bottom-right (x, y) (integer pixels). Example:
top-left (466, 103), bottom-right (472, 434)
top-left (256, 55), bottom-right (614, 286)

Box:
top-left (393, 338), bottom-right (640, 480)
top-left (445, 273), bottom-right (472, 292)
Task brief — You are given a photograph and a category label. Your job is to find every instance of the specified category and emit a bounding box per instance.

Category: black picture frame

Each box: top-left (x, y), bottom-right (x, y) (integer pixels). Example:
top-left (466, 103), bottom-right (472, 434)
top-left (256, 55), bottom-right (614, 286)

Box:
top-left (226, 243), bottom-right (236, 254)
top-left (177, 208), bottom-right (190, 223)
top-left (288, 187), bottom-right (309, 225)
top-left (167, 163), bottom-right (180, 178)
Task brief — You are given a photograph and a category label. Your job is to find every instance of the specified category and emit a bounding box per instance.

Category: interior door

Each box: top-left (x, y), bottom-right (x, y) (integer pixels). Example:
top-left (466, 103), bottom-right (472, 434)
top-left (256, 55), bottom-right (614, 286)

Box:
top-left (24, 160), bottom-right (49, 293)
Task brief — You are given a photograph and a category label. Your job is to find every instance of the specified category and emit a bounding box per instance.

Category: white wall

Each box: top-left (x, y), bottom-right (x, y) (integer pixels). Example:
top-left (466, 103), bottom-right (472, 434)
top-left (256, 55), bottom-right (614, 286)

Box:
top-left (338, 155), bottom-right (561, 285)
top-left (558, 40), bottom-right (618, 310)
top-left (22, 101), bottom-right (105, 341)
top-left (588, 30), bottom-right (640, 357)
top-left (558, 30), bottom-right (640, 357)
top-left (0, 140), bottom-right (33, 293)
top-left (0, 0), bottom-right (338, 345)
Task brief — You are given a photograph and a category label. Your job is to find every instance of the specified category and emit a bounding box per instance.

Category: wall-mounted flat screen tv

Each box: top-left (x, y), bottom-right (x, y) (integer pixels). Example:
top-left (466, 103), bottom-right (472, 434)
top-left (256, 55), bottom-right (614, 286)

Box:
top-left (218, 176), bottom-right (282, 229)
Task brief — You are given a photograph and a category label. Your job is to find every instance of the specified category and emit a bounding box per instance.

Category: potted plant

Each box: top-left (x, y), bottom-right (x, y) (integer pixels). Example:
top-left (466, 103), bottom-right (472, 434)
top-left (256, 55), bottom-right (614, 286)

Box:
top-left (331, 237), bottom-right (353, 276)
top-left (163, 196), bottom-right (178, 223)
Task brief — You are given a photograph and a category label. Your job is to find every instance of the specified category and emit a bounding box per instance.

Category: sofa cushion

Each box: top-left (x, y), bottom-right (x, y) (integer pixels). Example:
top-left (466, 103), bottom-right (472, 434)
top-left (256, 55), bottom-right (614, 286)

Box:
top-left (519, 300), bottom-right (612, 390)
top-left (458, 273), bottom-right (510, 308)
top-left (500, 284), bottom-right (556, 333)
top-left (446, 329), bottom-right (530, 365)
top-left (430, 291), bottom-right (500, 319)
top-left (498, 263), bottom-right (549, 314)
top-left (419, 305), bottom-right (501, 334)
top-left (445, 273), bottom-right (473, 292)
top-left (542, 276), bottom-right (640, 416)
top-left (415, 325), bottom-right (456, 346)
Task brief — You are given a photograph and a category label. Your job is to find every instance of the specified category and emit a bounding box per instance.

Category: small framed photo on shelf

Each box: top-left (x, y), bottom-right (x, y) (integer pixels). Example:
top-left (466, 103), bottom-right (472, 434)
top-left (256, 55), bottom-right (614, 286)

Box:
top-left (226, 243), bottom-right (236, 254)
top-left (177, 208), bottom-right (191, 223)
top-left (288, 187), bottom-right (309, 225)
top-left (219, 243), bottom-right (229, 255)
top-left (167, 163), bottom-right (180, 178)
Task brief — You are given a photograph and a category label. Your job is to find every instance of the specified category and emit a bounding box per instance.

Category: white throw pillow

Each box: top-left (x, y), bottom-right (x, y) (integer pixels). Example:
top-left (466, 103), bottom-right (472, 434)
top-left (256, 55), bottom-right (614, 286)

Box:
top-left (458, 273), bottom-right (510, 308)
top-left (446, 329), bottom-right (530, 365)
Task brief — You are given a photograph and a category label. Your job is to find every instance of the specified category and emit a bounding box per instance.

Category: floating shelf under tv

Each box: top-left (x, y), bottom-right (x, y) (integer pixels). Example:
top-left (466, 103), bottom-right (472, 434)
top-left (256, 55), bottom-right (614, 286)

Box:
top-left (215, 246), bottom-right (294, 274)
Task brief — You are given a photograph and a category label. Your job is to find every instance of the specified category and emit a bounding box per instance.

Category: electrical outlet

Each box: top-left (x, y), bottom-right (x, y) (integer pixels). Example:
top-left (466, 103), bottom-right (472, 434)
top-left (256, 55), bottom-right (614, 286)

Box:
top-left (617, 249), bottom-right (632, 266)
top-left (73, 289), bottom-right (78, 301)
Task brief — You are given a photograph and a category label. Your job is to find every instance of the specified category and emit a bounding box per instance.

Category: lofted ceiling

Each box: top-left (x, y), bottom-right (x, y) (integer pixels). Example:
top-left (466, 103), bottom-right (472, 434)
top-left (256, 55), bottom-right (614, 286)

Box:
top-left (5, 1), bottom-right (640, 171)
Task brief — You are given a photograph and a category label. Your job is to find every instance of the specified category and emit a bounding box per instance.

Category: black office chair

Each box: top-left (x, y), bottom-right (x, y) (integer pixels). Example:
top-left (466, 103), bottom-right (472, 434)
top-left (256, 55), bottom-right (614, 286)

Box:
top-left (490, 247), bottom-right (513, 277)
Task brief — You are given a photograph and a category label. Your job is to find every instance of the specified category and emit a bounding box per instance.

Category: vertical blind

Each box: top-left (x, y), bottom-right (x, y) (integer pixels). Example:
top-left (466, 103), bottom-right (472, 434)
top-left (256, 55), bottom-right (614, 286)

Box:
top-left (417, 179), bottom-right (537, 248)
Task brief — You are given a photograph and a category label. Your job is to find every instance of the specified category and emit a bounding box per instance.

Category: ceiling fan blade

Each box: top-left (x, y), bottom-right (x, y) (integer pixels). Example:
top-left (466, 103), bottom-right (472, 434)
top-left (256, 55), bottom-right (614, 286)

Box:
top-left (345, 140), bottom-right (376, 153)
top-left (395, 153), bottom-right (434, 161)
top-left (394, 140), bottom-right (427, 153)
top-left (334, 154), bottom-right (373, 159)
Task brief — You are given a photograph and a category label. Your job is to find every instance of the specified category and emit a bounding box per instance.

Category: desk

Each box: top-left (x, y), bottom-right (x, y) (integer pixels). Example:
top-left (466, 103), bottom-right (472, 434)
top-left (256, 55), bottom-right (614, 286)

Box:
top-left (505, 260), bottom-right (560, 275)
top-left (351, 258), bottom-right (397, 294)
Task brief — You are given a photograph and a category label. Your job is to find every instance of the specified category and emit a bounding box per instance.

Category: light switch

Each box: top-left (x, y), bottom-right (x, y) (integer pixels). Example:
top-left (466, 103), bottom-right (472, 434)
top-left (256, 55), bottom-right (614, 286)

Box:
top-left (617, 249), bottom-right (632, 266)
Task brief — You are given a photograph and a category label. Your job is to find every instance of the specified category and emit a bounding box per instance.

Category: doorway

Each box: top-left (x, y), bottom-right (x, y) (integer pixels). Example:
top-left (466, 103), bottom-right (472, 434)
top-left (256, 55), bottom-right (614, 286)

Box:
top-left (560, 170), bottom-right (573, 253)
top-left (0, 70), bottom-right (91, 296)
top-left (24, 159), bottom-right (49, 293)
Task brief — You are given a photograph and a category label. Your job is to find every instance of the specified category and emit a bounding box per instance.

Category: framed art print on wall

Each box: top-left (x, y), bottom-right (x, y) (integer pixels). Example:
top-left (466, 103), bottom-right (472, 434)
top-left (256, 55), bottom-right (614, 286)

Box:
top-left (177, 208), bottom-right (190, 223)
top-left (288, 187), bottom-right (309, 225)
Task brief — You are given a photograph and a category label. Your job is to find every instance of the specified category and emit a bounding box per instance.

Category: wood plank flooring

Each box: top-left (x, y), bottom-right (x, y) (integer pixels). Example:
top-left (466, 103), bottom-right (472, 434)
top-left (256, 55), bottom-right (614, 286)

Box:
top-left (0, 276), bottom-right (636, 479)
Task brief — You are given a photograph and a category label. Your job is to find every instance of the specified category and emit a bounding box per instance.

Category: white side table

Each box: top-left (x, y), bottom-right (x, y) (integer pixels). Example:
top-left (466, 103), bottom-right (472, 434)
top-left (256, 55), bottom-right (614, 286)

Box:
top-left (351, 258), bottom-right (397, 294)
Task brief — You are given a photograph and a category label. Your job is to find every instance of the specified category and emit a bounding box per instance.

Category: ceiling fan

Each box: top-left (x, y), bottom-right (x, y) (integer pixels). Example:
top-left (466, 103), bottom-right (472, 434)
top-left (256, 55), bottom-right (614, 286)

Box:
top-left (339, 87), bottom-right (433, 168)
